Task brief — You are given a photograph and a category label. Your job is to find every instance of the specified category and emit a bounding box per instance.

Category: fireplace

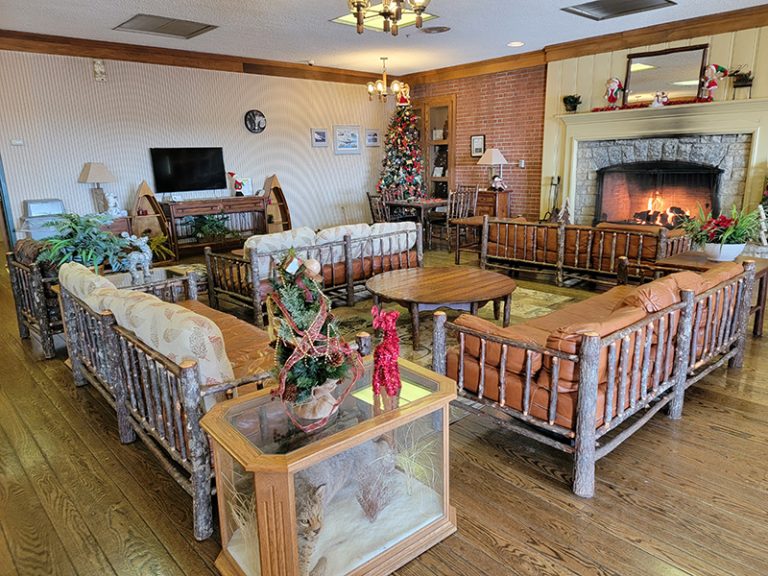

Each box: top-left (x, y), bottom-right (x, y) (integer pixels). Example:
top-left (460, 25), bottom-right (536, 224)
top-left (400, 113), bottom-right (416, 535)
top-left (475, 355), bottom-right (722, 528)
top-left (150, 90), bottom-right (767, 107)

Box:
top-left (594, 161), bottom-right (722, 228)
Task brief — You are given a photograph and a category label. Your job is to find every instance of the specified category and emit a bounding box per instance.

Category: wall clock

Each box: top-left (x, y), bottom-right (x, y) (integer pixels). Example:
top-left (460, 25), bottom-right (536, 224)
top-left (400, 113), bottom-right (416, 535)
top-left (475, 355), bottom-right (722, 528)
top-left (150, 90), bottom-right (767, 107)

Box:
top-left (244, 109), bottom-right (266, 134)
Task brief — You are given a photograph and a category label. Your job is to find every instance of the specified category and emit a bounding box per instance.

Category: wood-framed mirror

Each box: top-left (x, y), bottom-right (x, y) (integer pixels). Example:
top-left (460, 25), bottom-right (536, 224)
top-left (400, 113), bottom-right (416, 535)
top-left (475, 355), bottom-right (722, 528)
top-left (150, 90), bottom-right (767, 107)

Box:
top-left (623, 44), bottom-right (709, 106)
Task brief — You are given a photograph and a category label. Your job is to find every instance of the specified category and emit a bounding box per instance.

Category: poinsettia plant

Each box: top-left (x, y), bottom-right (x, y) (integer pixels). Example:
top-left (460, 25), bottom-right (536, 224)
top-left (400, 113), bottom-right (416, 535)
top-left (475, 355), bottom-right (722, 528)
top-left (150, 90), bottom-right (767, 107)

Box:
top-left (682, 205), bottom-right (759, 246)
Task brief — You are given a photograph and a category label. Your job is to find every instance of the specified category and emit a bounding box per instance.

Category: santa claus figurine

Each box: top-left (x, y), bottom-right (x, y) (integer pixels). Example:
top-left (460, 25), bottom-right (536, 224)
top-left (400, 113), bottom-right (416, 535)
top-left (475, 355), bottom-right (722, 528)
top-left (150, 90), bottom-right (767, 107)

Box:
top-left (701, 64), bottom-right (728, 101)
top-left (605, 77), bottom-right (624, 107)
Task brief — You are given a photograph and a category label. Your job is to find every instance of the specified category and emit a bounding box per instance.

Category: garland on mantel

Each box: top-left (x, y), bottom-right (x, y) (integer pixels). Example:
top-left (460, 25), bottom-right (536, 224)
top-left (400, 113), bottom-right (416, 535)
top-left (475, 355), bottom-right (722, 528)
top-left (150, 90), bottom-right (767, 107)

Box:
top-left (590, 96), bottom-right (712, 113)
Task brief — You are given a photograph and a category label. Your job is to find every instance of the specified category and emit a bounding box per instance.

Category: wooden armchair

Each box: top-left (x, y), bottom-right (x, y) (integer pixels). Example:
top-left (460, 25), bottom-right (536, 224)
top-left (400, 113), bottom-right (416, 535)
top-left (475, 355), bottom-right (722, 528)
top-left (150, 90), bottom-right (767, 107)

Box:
top-left (428, 189), bottom-right (475, 250)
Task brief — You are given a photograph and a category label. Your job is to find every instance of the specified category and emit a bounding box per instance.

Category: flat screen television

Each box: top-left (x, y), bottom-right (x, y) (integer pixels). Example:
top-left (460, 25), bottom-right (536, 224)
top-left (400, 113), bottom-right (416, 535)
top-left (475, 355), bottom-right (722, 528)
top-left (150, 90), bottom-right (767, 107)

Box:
top-left (150, 147), bottom-right (226, 193)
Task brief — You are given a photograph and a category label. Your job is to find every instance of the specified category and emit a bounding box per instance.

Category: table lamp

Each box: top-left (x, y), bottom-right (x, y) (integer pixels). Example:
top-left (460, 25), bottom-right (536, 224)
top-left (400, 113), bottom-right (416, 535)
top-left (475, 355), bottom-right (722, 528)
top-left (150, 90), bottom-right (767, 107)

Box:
top-left (477, 148), bottom-right (508, 188)
top-left (79, 162), bottom-right (115, 212)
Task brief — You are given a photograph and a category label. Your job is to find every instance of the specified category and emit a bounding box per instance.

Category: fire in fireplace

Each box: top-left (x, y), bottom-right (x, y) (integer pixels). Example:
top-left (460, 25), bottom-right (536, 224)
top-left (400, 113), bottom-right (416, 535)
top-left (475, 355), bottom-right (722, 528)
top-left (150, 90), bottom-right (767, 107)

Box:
top-left (594, 161), bottom-right (722, 229)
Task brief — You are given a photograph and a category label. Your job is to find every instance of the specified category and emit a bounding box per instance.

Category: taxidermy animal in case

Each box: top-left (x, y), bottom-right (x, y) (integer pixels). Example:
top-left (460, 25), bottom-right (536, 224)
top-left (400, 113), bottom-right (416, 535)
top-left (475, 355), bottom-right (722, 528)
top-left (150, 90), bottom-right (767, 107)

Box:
top-left (294, 438), bottom-right (395, 576)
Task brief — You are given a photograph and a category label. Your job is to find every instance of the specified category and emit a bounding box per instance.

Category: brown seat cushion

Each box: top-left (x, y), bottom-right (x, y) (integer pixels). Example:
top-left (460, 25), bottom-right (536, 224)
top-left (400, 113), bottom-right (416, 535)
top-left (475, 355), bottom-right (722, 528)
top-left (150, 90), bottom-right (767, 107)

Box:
top-left (179, 300), bottom-right (273, 380)
top-left (453, 314), bottom-right (547, 375)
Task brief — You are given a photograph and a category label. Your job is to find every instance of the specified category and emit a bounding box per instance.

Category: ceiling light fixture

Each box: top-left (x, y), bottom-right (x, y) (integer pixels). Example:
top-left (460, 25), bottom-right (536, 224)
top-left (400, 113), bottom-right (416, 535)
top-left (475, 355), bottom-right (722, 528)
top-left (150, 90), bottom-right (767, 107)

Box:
top-left (346, 0), bottom-right (433, 36)
top-left (507, 41), bottom-right (525, 47)
top-left (367, 57), bottom-right (408, 102)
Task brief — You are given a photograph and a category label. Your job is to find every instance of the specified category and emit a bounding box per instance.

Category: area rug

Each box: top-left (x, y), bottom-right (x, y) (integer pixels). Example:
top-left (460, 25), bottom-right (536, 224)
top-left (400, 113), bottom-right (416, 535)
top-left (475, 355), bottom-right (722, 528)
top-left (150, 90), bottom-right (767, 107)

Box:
top-left (333, 285), bottom-right (575, 370)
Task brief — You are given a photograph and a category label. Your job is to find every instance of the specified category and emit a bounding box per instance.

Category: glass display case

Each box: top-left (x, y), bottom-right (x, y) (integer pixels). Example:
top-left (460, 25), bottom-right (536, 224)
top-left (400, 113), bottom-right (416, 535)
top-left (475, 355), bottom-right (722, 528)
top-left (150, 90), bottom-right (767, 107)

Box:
top-left (201, 357), bottom-right (457, 576)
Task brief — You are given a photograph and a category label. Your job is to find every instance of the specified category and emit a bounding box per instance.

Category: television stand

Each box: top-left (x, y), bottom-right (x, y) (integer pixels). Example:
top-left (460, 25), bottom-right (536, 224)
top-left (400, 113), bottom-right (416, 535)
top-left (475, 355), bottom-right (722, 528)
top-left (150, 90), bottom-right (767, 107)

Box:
top-left (161, 196), bottom-right (267, 259)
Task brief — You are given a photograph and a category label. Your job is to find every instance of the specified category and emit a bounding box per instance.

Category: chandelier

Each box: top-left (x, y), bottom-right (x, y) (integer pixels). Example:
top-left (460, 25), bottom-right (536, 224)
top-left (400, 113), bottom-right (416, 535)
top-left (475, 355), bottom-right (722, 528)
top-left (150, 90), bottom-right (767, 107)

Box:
top-left (348, 0), bottom-right (432, 36)
top-left (367, 57), bottom-right (408, 102)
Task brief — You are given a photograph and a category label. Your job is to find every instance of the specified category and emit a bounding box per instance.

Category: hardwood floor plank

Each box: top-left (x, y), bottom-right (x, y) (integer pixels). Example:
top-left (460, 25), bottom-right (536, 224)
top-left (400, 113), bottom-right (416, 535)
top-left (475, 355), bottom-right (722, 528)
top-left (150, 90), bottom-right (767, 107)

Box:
top-left (0, 527), bottom-right (19, 576)
top-left (0, 332), bottom-right (218, 576)
top-left (0, 424), bottom-right (78, 576)
top-left (0, 352), bottom-right (187, 576)
top-left (2, 251), bottom-right (768, 576)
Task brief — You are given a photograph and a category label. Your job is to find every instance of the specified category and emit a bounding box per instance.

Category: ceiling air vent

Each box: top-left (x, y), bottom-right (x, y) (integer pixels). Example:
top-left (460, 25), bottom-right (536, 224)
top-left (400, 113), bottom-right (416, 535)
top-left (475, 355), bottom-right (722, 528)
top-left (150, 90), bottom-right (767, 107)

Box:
top-left (562, 0), bottom-right (676, 21)
top-left (114, 14), bottom-right (217, 39)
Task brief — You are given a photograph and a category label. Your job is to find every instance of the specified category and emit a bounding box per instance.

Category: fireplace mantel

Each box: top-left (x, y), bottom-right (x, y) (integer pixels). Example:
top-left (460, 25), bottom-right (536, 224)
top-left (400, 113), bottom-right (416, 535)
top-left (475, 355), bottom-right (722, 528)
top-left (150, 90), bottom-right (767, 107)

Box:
top-left (555, 98), bottom-right (768, 217)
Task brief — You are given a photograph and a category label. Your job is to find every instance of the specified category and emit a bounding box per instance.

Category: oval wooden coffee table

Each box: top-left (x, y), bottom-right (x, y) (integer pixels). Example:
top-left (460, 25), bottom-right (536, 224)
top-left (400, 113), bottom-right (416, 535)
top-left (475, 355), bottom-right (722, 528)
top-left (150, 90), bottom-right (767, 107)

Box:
top-left (366, 267), bottom-right (517, 349)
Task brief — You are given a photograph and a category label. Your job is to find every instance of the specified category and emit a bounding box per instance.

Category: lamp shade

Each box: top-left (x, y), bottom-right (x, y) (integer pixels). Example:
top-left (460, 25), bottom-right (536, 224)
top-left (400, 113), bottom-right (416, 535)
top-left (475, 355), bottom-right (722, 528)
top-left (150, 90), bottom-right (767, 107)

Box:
top-left (476, 148), bottom-right (508, 166)
top-left (78, 162), bottom-right (115, 184)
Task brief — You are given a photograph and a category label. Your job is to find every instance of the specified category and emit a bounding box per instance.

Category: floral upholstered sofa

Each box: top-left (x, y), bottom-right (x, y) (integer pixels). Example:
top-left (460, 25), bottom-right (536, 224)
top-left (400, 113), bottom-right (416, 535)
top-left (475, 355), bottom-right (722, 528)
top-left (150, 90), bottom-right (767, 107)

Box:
top-left (205, 221), bottom-right (423, 325)
top-left (58, 262), bottom-right (273, 540)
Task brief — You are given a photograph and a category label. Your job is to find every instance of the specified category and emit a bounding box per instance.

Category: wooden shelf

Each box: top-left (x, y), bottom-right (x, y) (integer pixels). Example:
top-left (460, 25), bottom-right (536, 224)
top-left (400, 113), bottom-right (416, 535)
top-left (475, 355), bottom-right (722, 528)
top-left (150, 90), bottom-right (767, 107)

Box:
top-left (428, 139), bottom-right (449, 146)
top-left (431, 177), bottom-right (449, 182)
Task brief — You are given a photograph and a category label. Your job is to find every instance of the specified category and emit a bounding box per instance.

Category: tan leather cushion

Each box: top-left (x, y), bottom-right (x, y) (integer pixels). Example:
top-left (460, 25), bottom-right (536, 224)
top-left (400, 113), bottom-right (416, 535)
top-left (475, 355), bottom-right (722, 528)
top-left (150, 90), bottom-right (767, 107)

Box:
top-left (621, 275), bottom-right (681, 312)
top-left (179, 300), bottom-right (273, 380)
top-left (453, 314), bottom-right (547, 374)
top-left (699, 262), bottom-right (743, 292)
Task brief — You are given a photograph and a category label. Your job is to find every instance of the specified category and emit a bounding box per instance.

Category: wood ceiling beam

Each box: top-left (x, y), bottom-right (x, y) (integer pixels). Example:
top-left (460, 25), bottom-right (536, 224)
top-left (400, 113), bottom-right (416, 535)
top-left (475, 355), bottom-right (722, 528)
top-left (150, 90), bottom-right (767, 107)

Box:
top-left (0, 29), bottom-right (372, 84)
top-left (544, 4), bottom-right (768, 62)
top-left (3, 3), bottom-right (768, 86)
top-left (404, 4), bottom-right (768, 86)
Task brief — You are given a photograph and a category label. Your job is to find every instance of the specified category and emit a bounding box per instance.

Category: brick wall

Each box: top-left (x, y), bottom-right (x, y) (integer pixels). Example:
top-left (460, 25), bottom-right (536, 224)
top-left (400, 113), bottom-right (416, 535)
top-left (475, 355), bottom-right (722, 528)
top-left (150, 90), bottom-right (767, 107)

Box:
top-left (412, 66), bottom-right (546, 219)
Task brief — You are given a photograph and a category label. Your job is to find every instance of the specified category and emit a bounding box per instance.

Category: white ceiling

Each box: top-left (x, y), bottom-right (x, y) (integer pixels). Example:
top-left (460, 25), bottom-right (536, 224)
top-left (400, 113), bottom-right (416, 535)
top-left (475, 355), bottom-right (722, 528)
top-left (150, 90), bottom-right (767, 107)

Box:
top-left (0, 0), bottom-right (766, 75)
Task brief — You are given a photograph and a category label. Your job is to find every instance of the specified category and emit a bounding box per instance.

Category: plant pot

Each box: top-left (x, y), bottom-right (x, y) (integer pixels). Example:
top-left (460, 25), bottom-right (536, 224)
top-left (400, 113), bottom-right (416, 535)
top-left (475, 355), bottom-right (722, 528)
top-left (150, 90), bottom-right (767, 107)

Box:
top-left (703, 242), bottom-right (745, 262)
top-left (564, 103), bottom-right (578, 112)
top-left (290, 379), bottom-right (340, 422)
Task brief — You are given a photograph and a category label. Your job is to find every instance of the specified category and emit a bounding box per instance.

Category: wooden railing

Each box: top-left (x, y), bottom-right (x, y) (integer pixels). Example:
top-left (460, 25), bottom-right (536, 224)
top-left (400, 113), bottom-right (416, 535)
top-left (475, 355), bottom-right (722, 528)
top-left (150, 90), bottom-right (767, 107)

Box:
top-left (480, 217), bottom-right (693, 285)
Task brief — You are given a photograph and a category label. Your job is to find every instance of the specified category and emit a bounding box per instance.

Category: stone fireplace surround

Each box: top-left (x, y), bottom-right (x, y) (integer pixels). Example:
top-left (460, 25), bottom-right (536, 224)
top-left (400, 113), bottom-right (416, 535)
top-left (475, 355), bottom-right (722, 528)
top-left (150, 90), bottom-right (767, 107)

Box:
top-left (554, 100), bottom-right (768, 227)
top-left (575, 134), bottom-right (751, 225)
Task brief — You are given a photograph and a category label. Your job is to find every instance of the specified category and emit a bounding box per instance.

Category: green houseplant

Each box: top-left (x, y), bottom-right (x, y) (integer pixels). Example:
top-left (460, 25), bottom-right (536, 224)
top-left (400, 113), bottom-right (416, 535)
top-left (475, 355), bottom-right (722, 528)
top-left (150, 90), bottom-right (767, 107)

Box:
top-left (37, 213), bottom-right (129, 273)
top-left (682, 205), bottom-right (759, 261)
top-left (187, 215), bottom-right (234, 242)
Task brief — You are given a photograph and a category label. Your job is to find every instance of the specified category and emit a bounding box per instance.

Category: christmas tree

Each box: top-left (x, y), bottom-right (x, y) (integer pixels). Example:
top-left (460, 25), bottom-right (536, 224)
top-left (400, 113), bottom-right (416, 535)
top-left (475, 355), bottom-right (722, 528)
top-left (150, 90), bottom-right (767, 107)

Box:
top-left (377, 105), bottom-right (425, 200)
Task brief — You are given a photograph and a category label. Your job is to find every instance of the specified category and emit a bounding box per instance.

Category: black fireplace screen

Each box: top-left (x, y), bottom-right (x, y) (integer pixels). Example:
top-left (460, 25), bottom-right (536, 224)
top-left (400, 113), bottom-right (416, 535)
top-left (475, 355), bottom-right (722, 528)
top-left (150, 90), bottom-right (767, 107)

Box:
top-left (594, 161), bottom-right (722, 228)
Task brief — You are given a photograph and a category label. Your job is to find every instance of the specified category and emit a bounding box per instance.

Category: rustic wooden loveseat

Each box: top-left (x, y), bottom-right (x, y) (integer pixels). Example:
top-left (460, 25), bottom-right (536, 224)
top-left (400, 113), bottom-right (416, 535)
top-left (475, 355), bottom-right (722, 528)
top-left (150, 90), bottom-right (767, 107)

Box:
top-left (432, 260), bottom-right (756, 497)
top-left (480, 217), bottom-right (692, 285)
top-left (204, 221), bottom-right (423, 325)
top-left (58, 263), bottom-right (274, 540)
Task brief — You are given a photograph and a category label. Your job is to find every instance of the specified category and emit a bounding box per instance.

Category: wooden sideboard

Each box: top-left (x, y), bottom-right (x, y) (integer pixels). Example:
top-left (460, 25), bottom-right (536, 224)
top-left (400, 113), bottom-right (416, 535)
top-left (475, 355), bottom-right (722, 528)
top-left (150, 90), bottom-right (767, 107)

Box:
top-left (161, 196), bottom-right (267, 258)
top-left (476, 189), bottom-right (511, 218)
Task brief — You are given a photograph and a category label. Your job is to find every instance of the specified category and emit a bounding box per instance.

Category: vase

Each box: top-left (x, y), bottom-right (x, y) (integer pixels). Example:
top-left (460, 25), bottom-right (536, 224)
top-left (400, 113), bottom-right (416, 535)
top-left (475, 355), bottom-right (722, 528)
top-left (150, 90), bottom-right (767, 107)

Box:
top-left (703, 242), bottom-right (745, 262)
top-left (290, 379), bottom-right (340, 421)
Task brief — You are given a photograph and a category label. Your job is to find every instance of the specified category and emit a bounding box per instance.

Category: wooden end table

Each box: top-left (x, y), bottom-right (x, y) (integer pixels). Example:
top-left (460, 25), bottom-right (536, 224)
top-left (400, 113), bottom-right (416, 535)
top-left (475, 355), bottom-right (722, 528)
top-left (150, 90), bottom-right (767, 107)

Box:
top-left (656, 251), bottom-right (768, 337)
top-left (365, 267), bottom-right (517, 349)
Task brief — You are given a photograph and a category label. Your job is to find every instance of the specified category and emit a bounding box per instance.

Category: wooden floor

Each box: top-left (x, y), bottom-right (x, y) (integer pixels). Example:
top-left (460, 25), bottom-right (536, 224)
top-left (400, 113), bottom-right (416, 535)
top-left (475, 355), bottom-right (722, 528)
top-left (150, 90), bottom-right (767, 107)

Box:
top-left (1, 254), bottom-right (767, 576)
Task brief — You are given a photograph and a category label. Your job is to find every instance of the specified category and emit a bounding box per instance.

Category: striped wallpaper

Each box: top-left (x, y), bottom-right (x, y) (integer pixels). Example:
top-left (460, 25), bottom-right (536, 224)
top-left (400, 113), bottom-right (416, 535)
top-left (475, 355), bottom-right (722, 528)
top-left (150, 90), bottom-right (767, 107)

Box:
top-left (0, 50), bottom-right (391, 235)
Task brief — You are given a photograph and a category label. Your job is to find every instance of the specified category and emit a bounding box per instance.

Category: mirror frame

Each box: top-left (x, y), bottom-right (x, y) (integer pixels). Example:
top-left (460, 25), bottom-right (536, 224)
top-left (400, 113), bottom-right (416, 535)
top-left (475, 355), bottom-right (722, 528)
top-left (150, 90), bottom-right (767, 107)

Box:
top-left (623, 44), bottom-right (709, 106)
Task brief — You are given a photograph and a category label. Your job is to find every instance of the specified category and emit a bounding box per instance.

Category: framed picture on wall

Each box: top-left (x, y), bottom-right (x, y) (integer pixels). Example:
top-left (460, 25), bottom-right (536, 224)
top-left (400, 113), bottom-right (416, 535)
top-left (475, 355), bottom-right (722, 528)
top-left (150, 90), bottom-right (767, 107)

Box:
top-left (311, 128), bottom-right (329, 148)
top-left (365, 129), bottom-right (381, 147)
top-left (470, 135), bottom-right (485, 158)
top-left (334, 125), bottom-right (361, 155)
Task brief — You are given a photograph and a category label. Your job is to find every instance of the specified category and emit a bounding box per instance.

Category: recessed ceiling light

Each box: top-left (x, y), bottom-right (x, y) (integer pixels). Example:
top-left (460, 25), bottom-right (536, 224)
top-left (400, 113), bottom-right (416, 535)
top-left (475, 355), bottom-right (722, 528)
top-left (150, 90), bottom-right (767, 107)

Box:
top-left (507, 41), bottom-right (525, 47)
top-left (672, 80), bottom-right (700, 86)
top-left (422, 26), bottom-right (451, 34)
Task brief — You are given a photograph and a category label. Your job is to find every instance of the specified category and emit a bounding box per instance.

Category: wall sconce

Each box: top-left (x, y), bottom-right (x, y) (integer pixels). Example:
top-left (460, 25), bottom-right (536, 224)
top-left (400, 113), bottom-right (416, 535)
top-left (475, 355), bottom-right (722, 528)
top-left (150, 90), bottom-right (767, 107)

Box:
top-left (93, 59), bottom-right (107, 82)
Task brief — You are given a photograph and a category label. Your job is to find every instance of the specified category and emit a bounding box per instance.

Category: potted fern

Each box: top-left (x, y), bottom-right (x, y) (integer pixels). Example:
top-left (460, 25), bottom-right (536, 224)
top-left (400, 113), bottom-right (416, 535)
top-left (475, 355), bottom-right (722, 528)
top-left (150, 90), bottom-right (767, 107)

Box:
top-left (37, 213), bottom-right (129, 273)
top-left (682, 205), bottom-right (760, 261)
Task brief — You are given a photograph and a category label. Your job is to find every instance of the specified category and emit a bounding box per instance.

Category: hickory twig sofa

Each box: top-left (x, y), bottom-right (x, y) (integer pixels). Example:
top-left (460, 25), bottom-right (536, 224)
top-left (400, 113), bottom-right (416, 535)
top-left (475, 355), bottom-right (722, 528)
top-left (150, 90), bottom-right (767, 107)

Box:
top-left (7, 241), bottom-right (62, 359)
top-left (58, 263), bottom-right (274, 540)
top-left (480, 216), bottom-right (692, 285)
top-left (432, 260), bottom-right (755, 497)
top-left (205, 222), bottom-right (423, 326)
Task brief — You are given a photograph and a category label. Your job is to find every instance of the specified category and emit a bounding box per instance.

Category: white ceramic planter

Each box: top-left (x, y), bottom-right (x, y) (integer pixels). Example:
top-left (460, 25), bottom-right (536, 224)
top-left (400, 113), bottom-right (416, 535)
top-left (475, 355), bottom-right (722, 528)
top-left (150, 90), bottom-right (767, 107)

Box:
top-left (703, 242), bottom-right (746, 262)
